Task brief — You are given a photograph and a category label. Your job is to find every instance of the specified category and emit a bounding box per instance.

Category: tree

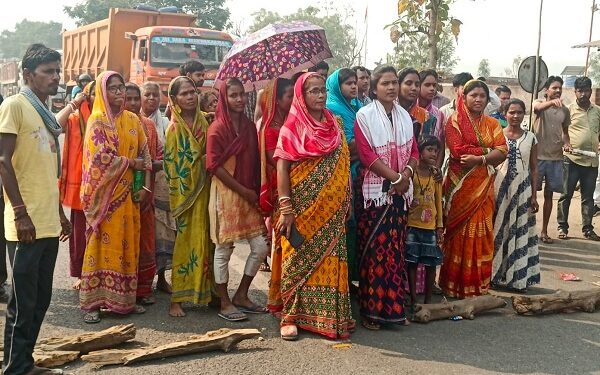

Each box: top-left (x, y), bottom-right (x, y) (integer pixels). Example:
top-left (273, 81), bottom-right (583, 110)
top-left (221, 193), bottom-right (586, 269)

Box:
top-left (386, 25), bottom-right (458, 74)
top-left (0, 20), bottom-right (62, 59)
top-left (477, 58), bottom-right (491, 78)
top-left (389, 0), bottom-right (463, 69)
top-left (248, 6), bottom-right (363, 70)
top-left (589, 52), bottom-right (600, 87)
top-left (502, 56), bottom-right (522, 78)
top-left (64, 0), bottom-right (230, 30)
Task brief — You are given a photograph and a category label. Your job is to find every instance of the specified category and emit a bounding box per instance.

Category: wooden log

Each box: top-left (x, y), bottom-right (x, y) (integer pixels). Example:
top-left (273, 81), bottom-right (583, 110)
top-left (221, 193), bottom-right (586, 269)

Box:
top-left (512, 289), bottom-right (600, 315)
top-left (412, 295), bottom-right (507, 323)
top-left (37, 324), bottom-right (136, 354)
top-left (81, 328), bottom-right (261, 368)
top-left (33, 350), bottom-right (80, 368)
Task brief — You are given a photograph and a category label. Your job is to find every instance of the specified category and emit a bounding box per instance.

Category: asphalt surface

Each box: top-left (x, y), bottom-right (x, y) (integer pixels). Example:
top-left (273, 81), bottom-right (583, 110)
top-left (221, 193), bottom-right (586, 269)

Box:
top-left (0, 195), bottom-right (599, 375)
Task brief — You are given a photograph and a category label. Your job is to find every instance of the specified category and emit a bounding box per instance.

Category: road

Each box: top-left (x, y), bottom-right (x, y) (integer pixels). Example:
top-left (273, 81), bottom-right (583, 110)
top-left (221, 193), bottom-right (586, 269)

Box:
top-left (0, 194), bottom-right (599, 375)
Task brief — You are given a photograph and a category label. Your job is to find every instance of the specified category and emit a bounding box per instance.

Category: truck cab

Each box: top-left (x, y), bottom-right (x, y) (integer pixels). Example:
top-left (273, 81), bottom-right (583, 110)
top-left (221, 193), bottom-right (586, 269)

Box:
top-left (128, 26), bottom-right (233, 106)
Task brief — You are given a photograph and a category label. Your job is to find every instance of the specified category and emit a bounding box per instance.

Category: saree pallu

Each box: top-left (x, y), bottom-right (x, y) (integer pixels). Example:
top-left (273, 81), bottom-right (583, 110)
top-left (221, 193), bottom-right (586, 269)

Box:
top-left (154, 170), bottom-right (175, 272)
top-left (279, 143), bottom-right (354, 340)
top-left (356, 177), bottom-right (408, 324)
top-left (440, 112), bottom-right (507, 299)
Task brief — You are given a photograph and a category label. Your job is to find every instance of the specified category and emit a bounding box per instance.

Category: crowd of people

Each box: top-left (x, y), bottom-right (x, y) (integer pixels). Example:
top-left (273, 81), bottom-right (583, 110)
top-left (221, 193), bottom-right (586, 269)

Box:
top-left (0, 42), bottom-right (598, 374)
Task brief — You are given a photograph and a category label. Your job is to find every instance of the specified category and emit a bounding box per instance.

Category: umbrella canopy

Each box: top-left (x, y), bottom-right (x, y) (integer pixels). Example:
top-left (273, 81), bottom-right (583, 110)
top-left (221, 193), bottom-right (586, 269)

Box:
top-left (215, 21), bottom-right (332, 92)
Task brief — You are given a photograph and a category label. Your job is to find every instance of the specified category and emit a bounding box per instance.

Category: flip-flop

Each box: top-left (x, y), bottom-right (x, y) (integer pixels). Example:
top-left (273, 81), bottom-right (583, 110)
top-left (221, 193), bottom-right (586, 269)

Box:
top-left (280, 325), bottom-right (298, 341)
top-left (218, 310), bottom-right (247, 322)
top-left (539, 235), bottom-right (554, 244)
top-left (83, 311), bottom-right (101, 324)
top-left (557, 229), bottom-right (568, 240)
top-left (361, 320), bottom-right (381, 330)
top-left (138, 296), bottom-right (156, 305)
top-left (133, 305), bottom-right (146, 314)
top-left (236, 303), bottom-right (269, 314)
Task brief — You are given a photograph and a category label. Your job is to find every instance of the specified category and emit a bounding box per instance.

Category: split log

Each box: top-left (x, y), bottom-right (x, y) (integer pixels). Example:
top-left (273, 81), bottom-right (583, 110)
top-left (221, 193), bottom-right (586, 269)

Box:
top-left (81, 328), bottom-right (261, 368)
top-left (33, 350), bottom-right (80, 368)
top-left (37, 324), bottom-right (136, 354)
top-left (412, 295), bottom-right (507, 323)
top-left (512, 289), bottom-right (600, 315)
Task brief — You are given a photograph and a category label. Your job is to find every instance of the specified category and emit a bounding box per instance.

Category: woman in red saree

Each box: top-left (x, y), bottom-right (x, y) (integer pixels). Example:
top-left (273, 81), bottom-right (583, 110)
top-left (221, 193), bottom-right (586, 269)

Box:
top-left (57, 81), bottom-right (95, 289)
top-left (440, 80), bottom-right (508, 299)
top-left (124, 83), bottom-right (162, 305)
top-left (256, 78), bottom-right (293, 313)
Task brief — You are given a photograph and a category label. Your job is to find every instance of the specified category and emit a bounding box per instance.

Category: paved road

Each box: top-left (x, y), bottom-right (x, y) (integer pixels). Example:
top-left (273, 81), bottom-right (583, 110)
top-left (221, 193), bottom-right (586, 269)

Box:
top-left (0, 195), bottom-right (599, 375)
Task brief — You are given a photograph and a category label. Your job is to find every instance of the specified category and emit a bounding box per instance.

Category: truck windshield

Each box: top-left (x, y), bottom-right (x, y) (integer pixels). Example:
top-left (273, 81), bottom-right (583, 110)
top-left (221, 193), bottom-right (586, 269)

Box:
top-left (150, 36), bottom-right (232, 69)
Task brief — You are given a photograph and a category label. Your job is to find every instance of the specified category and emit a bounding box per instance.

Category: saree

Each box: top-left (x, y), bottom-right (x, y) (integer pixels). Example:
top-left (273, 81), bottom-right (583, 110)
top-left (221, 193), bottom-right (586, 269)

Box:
top-left (79, 71), bottom-right (152, 313)
top-left (274, 72), bottom-right (353, 339)
top-left (137, 116), bottom-right (160, 298)
top-left (163, 76), bottom-right (214, 305)
top-left (207, 80), bottom-right (265, 245)
top-left (440, 94), bottom-right (508, 299)
top-left (326, 69), bottom-right (361, 284)
top-left (259, 80), bottom-right (284, 312)
top-left (60, 82), bottom-right (93, 278)
top-left (354, 100), bottom-right (416, 324)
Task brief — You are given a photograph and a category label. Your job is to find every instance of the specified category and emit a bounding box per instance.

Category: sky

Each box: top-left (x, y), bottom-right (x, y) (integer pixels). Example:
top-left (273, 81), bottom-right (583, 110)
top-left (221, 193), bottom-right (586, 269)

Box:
top-left (1, 0), bottom-right (599, 77)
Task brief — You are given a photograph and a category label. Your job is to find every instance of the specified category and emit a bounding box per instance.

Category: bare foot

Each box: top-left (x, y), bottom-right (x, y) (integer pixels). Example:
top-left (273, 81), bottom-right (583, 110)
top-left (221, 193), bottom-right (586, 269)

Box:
top-left (169, 302), bottom-right (186, 317)
top-left (157, 277), bottom-right (172, 294)
top-left (72, 279), bottom-right (81, 290)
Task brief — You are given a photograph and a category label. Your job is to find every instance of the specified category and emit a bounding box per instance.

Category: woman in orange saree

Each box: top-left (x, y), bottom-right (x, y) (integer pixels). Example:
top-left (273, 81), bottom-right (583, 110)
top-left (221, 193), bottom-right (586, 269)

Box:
top-left (440, 80), bottom-right (508, 299)
top-left (57, 81), bottom-right (95, 288)
top-left (79, 71), bottom-right (152, 323)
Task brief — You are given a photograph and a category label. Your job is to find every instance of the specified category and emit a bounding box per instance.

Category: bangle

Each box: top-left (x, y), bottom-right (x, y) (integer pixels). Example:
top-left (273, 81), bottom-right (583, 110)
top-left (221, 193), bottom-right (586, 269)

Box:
top-left (69, 102), bottom-right (77, 112)
top-left (142, 186), bottom-right (152, 193)
top-left (391, 174), bottom-right (403, 185)
top-left (278, 196), bottom-right (291, 202)
top-left (12, 204), bottom-right (26, 210)
top-left (481, 155), bottom-right (487, 166)
top-left (405, 165), bottom-right (414, 177)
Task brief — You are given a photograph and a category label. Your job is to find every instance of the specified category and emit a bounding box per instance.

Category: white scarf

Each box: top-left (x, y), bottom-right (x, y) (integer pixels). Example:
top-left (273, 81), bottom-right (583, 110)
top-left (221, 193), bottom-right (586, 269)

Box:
top-left (356, 100), bottom-right (414, 208)
top-left (145, 108), bottom-right (169, 145)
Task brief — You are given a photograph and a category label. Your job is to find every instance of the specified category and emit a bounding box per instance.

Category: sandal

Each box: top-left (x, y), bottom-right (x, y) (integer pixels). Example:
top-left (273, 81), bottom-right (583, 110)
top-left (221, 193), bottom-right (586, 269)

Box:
top-left (280, 325), bottom-right (298, 341)
top-left (133, 305), bottom-right (146, 314)
top-left (235, 303), bottom-right (269, 314)
top-left (83, 310), bottom-right (101, 324)
top-left (557, 228), bottom-right (568, 240)
top-left (361, 319), bottom-right (381, 331)
top-left (218, 310), bottom-right (247, 322)
top-left (539, 234), bottom-right (554, 244)
top-left (138, 296), bottom-right (156, 305)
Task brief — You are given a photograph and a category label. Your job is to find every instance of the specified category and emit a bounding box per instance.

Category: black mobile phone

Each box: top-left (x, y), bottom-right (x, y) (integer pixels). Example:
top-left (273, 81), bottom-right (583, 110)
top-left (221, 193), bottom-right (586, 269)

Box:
top-left (382, 179), bottom-right (391, 192)
top-left (282, 223), bottom-right (305, 248)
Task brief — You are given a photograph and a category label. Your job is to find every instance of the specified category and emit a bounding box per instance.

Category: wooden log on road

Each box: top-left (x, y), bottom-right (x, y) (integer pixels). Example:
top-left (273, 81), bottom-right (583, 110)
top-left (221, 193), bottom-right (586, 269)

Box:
top-left (81, 328), bottom-right (261, 368)
top-left (33, 350), bottom-right (80, 368)
top-left (512, 289), bottom-right (600, 315)
top-left (37, 324), bottom-right (136, 354)
top-left (412, 295), bottom-right (507, 323)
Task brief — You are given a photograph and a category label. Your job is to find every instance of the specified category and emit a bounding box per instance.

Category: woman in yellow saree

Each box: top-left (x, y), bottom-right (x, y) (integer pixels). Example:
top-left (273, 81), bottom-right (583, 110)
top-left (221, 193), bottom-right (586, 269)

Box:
top-left (440, 80), bottom-right (508, 299)
top-left (79, 71), bottom-right (152, 323)
top-left (163, 76), bottom-right (215, 317)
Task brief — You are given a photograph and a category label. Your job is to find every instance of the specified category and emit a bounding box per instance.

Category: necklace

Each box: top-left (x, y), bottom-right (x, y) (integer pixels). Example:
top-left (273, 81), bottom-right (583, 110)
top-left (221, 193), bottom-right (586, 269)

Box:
top-left (415, 168), bottom-right (432, 196)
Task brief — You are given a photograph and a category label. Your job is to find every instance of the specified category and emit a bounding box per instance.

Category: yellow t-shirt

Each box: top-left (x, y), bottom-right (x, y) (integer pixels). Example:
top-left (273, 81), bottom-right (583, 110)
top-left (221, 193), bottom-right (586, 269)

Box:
top-left (408, 172), bottom-right (443, 230)
top-left (0, 94), bottom-right (61, 241)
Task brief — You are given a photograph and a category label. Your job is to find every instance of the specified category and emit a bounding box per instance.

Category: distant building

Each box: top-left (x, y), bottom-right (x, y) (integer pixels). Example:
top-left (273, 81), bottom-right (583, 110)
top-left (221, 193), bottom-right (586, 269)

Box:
top-left (560, 66), bottom-right (585, 88)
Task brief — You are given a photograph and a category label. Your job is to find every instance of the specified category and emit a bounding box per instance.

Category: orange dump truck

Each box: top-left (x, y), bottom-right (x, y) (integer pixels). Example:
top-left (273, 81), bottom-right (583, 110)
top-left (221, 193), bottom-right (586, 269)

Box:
top-left (62, 7), bottom-right (233, 106)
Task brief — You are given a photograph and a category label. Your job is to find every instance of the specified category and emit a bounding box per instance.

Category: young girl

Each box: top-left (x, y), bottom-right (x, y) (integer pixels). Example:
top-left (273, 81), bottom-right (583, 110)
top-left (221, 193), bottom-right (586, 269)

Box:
top-left (406, 135), bottom-right (444, 307)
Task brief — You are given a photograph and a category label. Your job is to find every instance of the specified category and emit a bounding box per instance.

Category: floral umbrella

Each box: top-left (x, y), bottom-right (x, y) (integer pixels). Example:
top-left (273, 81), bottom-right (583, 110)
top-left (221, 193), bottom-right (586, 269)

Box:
top-left (215, 21), bottom-right (332, 92)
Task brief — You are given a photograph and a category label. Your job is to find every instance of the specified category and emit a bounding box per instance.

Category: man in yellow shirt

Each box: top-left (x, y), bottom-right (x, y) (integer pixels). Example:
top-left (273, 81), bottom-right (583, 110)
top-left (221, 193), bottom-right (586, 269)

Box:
top-left (557, 77), bottom-right (600, 241)
top-left (0, 44), bottom-right (71, 375)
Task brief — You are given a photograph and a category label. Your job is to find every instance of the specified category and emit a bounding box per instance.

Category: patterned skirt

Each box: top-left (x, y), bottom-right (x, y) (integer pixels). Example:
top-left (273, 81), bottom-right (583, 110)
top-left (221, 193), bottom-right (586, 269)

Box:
top-left (356, 192), bottom-right (408, 325)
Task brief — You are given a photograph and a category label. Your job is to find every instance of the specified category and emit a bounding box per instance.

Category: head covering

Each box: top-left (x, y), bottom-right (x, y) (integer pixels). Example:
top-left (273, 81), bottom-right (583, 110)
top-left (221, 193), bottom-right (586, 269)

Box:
top-left (258, 79), bottom-right (280, 213)
top-left (206, 79), bottom-right (260, 191)
top-left (165, 76), bottom-right (210, 218)
top-left (273, 72), bottom-right (341, 162)
top-left (81, 71), bottom-right (149, 234)
top-left (326, 69), bottom-right (360, 142)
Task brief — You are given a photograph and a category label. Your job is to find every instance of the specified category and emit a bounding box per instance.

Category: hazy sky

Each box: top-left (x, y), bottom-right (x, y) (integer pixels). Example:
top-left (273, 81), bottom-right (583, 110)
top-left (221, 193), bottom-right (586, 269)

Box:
top-left (1, 0), bottom-right (598, 76)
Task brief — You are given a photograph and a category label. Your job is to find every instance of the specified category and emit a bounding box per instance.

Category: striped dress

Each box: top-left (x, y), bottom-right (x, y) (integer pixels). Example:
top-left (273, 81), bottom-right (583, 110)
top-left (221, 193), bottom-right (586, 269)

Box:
top-left (492, 130), bottom-right (541, 290)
